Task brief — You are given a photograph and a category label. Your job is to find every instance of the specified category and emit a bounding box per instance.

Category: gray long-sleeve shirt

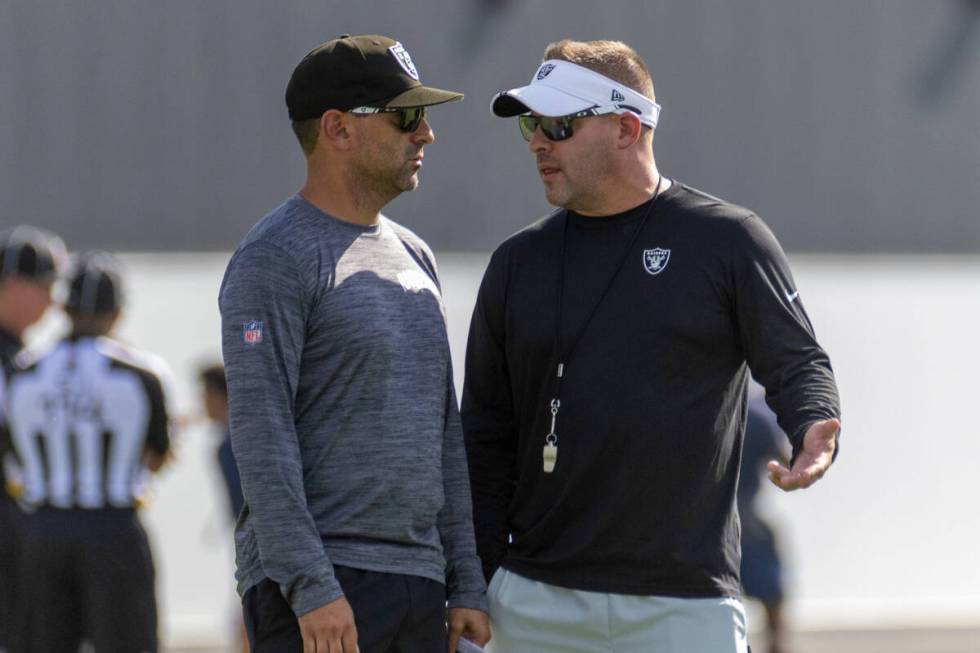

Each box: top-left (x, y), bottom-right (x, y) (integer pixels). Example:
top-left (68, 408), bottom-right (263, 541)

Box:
top-left (219, 195), bottom-right (487, 617)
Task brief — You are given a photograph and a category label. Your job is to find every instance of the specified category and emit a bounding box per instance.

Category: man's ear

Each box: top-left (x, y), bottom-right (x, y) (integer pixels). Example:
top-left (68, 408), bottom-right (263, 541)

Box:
top-left (321, 110), bottom-right (353, 150)
top-left (616, 112), bottom-right (643, 149)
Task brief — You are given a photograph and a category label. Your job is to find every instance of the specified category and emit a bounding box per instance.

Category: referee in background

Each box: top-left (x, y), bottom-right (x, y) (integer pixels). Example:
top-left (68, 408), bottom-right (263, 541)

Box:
top-left (2, 252), bottom-right (173, 652)
top-left (0, 226), bottom-right (64, 653)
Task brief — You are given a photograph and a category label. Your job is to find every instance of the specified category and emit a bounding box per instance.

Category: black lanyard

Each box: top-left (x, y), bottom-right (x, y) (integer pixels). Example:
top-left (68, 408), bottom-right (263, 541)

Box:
top-left (542, 178), bottom-right (664, 472)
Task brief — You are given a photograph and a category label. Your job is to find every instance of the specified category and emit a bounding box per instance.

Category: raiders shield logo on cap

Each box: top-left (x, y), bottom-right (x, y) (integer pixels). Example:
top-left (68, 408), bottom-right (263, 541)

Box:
top-left (536, 63), bottom-right (556, 80)
top-left (388, 42), bottom-right (419, 80)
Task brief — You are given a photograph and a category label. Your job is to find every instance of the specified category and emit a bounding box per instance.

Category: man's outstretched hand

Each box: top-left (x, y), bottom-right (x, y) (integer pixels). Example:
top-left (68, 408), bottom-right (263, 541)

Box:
top-left (767, 418), bottom-right (840, 491)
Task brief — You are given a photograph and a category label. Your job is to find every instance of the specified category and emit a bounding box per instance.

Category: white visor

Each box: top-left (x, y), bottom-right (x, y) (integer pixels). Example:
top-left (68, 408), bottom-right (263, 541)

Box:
top-left (491, 59), bottom-right (661, 128)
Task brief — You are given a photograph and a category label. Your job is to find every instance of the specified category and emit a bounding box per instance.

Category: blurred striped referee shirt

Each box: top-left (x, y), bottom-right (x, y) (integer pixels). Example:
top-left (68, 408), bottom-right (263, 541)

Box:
top-left (4, 336), bottom-right (171, 509)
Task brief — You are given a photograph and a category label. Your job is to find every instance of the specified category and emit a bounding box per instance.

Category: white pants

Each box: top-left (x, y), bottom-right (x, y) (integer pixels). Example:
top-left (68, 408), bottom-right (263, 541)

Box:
top-left (485, 568), bottom-right (748, 653)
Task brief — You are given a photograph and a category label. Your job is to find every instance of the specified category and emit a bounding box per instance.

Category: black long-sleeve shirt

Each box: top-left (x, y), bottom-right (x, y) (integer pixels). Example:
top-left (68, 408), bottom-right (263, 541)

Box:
top-left (461, 181), bottom-right (840, 599)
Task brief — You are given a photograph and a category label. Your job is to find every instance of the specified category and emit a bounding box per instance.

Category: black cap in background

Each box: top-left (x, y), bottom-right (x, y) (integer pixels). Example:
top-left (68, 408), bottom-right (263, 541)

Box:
top-left (64, 252), bottom-right (124, 316)
top-left (286, 34), bottom-right (463, 120)
top-left (0, 225), bottom-right (66, 282)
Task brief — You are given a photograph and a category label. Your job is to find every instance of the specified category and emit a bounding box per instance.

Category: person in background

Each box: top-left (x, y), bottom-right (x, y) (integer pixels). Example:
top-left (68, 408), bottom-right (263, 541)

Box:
top-left (4, 252), bottom-right (173, 652)
top-left (200, 363), bottom-right (244, 521)
top-left (0, 225), bottom-right (65, 653)
top-left (199, 362), bottom-right (249, 653)
top-left (739, 391), bottom-right (793, 653)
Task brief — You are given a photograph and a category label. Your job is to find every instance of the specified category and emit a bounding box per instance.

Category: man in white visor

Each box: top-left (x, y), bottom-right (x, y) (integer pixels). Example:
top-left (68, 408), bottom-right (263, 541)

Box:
top-left (462, 39), bottom-right (841, 652)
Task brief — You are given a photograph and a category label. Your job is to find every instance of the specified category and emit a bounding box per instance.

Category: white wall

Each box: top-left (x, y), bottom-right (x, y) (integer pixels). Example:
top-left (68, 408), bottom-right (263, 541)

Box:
top-left (24, 252), bottom-right (980, 648)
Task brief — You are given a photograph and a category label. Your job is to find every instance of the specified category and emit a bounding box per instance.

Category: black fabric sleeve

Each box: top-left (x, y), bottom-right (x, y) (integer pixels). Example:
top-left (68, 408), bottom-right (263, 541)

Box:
top-left (461, 247), bottom-right (519, 583)
top-left (0, 421), bottom-right (11, 471)
top-left (0, 366), bottom-right (12, 468)
top-left (731, 214), bottom-right (841, 458)
top-left (137, 368), bottom-right (170, 457)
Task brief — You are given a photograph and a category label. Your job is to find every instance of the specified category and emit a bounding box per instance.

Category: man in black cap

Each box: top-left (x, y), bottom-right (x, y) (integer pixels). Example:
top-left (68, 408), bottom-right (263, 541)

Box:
top-left (220, 35), bottom-right (490, 653)
top-left (3, 252), bottom-right (173, 653)
top-left (0, 225), bottom-right (64, 653)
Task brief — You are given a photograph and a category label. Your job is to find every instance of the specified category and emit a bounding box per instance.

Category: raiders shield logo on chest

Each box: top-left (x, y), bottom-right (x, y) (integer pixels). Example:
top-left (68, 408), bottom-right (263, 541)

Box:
top-left (643, 248), bottom-right (671, 275)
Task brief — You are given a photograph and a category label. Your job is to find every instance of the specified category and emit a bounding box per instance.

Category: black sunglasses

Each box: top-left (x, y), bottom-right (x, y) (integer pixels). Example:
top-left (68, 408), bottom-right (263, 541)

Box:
top-left (518, 106), bottom-right (621, 142)
top-left (349, 106), bottom-right (428, 133)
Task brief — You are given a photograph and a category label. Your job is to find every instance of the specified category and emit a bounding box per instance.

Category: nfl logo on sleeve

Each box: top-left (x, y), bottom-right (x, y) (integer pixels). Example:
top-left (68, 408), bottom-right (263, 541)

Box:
top-left (243, 321), bottom-right (263, 345)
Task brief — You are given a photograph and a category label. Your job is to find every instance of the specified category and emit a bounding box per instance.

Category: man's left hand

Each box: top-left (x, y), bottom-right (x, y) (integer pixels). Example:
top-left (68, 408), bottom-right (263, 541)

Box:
top-left (767, 418), bottom-right (840, 491)
top-left (447, 607), bottom-right (491, 652)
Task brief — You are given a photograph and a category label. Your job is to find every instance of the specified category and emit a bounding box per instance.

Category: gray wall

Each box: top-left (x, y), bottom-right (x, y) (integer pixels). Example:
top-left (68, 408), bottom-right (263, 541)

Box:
top-left (1, 0), bottom-right (978, 252)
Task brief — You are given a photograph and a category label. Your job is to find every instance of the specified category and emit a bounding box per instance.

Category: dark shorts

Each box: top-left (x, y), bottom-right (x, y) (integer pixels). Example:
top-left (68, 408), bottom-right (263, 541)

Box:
top-left (19, 506), bottom-right (158, 653)
top-left (0, 493), bottom-right (23, 651)
top-left (244, 567), bottom-right (447, 653)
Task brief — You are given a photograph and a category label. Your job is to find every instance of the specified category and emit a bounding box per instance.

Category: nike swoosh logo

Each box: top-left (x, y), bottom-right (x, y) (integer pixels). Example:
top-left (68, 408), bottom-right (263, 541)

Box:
top-left (786, 290), bottom-right (800, 303)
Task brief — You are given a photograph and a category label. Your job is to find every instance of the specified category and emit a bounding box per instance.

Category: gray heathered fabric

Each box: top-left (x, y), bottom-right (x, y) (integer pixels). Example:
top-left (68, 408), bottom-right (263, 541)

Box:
top-left (219, 195), bottom-right (487, 617)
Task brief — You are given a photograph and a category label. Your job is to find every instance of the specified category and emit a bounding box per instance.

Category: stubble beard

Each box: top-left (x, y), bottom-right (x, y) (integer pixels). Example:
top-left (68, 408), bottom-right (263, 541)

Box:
top-left (544, 180), bottom-right (571, 208)
top-left (543, 171), bottom-right (585, 210)
top-left (547, 154), bottom-right (614, 213)
top-left (349, 153), bottom-right (420, 211)
top-left (396, 162), bottom-right (421, 192)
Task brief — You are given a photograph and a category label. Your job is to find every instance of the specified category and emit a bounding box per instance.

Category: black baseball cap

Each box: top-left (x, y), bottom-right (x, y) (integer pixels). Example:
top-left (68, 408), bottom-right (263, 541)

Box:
top-left (286, 34), bottom-right (463, 120)
top-left (0, 225), bottom-right (66, 282)
top-left (64, 252), bottom-right (124, 316)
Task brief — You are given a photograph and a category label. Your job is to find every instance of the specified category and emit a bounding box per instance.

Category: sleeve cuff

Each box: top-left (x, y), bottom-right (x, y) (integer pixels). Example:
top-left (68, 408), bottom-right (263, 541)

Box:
top-left (447, 590), bottom-right (489, 613)
top-left (286, 565), bottom-right (345, 618)
top-left (447, 555), bottom-right (490, 613)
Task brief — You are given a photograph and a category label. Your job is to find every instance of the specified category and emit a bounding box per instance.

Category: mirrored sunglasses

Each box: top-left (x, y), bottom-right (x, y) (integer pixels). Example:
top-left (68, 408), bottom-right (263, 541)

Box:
top-left (518, 105), bottom-right (628, 142)
top-left (349, 105), bottom-right (428, 133)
